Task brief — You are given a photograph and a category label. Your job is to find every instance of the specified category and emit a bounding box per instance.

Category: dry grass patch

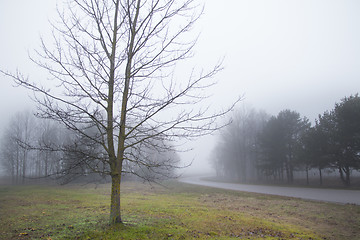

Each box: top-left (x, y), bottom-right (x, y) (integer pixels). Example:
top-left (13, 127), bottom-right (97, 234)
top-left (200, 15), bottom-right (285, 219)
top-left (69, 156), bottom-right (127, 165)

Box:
top-left (0, 181), bottom-right (359, 239)
top-left (196, 188), bottom-right (360, 240)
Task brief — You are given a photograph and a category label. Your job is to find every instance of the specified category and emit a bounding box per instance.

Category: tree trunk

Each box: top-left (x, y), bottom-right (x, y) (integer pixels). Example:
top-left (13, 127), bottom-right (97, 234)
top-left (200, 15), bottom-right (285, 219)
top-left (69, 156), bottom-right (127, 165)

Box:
top-left (345, 166), bottom-right (351, 186)
top-left (289, 163), bottom-right (294, 183)
top-left (339, 166), bottom-right (350, 186)
top-left (11, 163), bottom-right (15, 184)
top-left (45, 152), bottom-right (48, 177)
top-left (16, 149), bottom-right (19, 184)
top-left (319, 168), bottom-right (322, 186)
top-left (285, 161), bottom-right (291, 183)
top-left (339, 166), bottom-right (345, 184)
top-left (306, 167), bottom-right (309, 185)
top-left (110, 174), bottom-right (122, 224)
top-left (22, 151), bottom-right (26, 184)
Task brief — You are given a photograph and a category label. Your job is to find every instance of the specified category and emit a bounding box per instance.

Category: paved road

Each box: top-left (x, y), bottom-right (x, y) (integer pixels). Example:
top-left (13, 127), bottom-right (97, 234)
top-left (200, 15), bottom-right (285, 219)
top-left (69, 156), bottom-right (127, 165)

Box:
top-left (180, 176), bottom-right (360, 205)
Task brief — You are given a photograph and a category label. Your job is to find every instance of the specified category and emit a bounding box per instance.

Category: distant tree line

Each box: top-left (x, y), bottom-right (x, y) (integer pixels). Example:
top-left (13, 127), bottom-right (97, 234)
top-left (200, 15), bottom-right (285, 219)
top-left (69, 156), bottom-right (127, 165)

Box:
top-left (211, 94), bottom-right (360, 186)
top-left (0, 111), bottom-right (62, 184)
top-left (0, 111), bottom-right (180, 185)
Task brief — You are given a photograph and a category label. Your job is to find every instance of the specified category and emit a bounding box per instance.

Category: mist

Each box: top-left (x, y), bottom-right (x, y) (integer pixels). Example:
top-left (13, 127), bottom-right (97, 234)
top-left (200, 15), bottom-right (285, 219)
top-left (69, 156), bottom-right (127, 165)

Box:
top-left (1, 0), bottom-right (360, 179)
top-left (1, 2), bottom-right (360, 240)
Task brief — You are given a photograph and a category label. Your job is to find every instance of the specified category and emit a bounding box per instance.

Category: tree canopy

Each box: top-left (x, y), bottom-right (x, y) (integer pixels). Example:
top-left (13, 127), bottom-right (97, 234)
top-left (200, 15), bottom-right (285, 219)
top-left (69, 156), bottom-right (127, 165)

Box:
top-left (212, 95), bottom-right (360, 187)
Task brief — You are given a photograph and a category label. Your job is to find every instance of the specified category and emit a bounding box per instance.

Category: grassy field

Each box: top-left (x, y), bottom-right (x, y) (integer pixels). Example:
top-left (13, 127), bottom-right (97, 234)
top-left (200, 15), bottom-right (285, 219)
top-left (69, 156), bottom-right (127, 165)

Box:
top-left (0, 181), bottom-right (359, 240)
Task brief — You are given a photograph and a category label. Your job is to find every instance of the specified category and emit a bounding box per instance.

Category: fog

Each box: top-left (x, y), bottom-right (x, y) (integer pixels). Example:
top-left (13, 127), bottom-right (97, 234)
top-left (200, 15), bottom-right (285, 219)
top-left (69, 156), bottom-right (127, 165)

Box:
top-left (1, 0), bottom-right (360, 177)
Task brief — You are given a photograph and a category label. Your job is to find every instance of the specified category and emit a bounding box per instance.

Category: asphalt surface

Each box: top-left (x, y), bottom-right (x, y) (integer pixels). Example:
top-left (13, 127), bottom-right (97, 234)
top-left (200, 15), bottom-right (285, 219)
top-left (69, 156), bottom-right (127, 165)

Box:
top-left (180, 176), bottom-right (360, 205)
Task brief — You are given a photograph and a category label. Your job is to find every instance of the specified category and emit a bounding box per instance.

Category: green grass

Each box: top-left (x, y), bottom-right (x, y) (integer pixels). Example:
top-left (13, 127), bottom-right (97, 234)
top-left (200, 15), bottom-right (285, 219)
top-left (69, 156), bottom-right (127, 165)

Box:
top-left (0, 181), bottom-right (359, 239)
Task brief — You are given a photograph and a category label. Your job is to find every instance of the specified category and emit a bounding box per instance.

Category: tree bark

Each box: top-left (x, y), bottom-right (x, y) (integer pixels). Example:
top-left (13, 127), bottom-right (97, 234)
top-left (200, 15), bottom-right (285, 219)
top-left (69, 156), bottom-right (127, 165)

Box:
top-left (110, 173), bottom-right (122, 224)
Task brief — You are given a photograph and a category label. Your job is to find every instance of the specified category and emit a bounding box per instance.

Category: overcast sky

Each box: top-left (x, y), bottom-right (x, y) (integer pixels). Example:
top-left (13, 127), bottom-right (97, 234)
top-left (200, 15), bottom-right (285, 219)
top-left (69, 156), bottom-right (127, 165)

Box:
top-left (1, 0), bottom-right (360, 174)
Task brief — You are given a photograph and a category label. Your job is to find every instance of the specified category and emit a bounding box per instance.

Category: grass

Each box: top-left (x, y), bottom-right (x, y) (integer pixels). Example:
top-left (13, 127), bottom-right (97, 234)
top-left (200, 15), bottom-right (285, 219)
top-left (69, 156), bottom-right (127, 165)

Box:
top-left (0, 181), bottom-right (359, 239)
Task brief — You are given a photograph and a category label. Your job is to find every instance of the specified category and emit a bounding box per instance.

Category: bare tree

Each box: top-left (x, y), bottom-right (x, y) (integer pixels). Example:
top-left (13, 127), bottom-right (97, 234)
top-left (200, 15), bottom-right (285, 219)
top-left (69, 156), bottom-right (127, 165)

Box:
top-left (2, 0), bottom-right (235, 224)
top-left (0, 111), bottom-right (36, 184)
top-left (36, 119), bottom-right (65, 178)
top-left (211, 106), bottom-right (268, 182)
top-left (0, 128), bottom-right (19, 184)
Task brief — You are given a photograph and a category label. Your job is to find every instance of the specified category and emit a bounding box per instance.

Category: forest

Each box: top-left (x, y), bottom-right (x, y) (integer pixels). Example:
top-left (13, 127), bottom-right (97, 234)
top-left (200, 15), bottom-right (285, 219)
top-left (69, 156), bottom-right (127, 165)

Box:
top-left (211, 94), bottom-right (360, 186)
top-left (0, 111), bottom-right (180, 185)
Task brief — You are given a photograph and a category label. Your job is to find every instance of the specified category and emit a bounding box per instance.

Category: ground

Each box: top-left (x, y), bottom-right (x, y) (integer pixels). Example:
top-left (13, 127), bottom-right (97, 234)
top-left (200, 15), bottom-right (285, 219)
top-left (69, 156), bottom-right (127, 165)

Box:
top-left (0, 181), bottom-right (359, 239)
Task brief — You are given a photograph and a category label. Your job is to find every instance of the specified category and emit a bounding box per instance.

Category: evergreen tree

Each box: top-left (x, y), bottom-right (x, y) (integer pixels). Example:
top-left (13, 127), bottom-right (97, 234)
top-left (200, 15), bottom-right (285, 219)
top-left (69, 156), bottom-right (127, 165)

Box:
top-left (259, 110), bottom-right (310, 183)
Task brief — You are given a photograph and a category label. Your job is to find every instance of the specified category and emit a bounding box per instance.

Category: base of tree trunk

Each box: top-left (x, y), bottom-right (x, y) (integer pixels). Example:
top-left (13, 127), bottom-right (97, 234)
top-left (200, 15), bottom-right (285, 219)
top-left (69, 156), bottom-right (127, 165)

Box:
top-left (110, 174), bottom-right (122, 224)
